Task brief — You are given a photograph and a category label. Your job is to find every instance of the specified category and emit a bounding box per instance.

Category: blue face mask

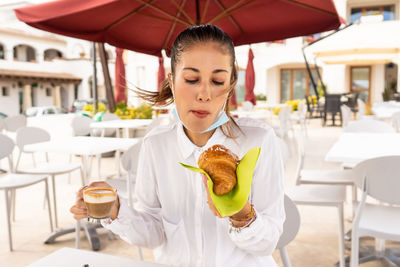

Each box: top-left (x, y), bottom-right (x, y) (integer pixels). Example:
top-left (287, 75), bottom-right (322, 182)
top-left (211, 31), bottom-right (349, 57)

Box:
top-left (170, 85), bottom-right (229, 133)
top-left (171, 106), bottom-right (229, 133)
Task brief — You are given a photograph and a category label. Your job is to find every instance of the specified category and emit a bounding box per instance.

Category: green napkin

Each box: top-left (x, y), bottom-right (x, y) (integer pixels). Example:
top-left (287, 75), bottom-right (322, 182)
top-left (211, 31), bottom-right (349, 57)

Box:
top-left (180, 147), bottom-right (261, 217)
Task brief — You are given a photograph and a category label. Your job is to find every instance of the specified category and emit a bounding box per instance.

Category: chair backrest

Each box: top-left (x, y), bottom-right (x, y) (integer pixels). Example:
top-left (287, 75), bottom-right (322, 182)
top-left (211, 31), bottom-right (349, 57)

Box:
top-left (357, 99), bottom-right (365, 119)
top-left (242, 101), bottom-right (254, 111)
top-left (16, 126), bottom-right (50, 151)
top-left (4, 114), bottom-right (27, 132)
top-left (71, 115), bottom-right (92, 136)
top-left (343, 119), bottom-right (395, 133)
top-left (324, 94), bottom-right (342, 113)
top-left (392, 111), bottom-right (400, 132)
top-left (353, 156), bottom-right (400, 205)
top-left (276, 195), bottom-right (301, 249)
top-left (278, 106), bottom-right (291, 131)
top-left (101, 112), bottom-right (120, 136)
top-left (121, 141), bottom-right (143, 175)
top-left (102, 112), bottom-right (120, 121)
top-left (340, 105), bottom-right (351, 127)
top-left (0, 133), bottom-right (15, 160)
top-left (297, 99), bottom-right (307, 118)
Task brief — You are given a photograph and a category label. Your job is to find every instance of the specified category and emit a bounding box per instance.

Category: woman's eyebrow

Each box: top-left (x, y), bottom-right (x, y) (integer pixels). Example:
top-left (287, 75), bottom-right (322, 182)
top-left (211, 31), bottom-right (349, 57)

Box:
top-left (183, 67), bottom-right (228, 73)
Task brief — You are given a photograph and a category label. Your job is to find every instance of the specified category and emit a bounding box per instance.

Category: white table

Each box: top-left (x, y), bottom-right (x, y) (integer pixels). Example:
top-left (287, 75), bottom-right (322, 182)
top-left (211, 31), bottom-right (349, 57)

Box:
top-left (24, 137), bottom-right (141, 250)
top-left (372, 102), bottom-right (400, 120)
top-left (230, 109), bottom-right (270, 120)
top-left (325, 133), bottom-right (400, 164)
top-left (90, 119), bottom-right (153, 138)
top-left (28, 247), bottom-right (169, 267)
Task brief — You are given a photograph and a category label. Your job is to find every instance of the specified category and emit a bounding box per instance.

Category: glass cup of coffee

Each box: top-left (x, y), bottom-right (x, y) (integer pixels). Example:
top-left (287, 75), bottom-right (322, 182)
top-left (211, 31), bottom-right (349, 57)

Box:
top-left (83, 187), bottom-right (117, 223)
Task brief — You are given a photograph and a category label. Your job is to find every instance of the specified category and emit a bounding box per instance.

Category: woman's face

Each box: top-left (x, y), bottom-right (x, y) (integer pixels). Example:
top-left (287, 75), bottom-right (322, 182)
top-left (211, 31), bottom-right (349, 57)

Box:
top-left (170, 42), bottom-right (231, 133)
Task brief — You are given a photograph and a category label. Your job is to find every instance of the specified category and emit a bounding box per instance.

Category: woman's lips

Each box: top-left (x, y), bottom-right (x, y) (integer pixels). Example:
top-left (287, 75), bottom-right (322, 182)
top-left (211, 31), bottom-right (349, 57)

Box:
top-left (191, 110), bottom-right (210, 119)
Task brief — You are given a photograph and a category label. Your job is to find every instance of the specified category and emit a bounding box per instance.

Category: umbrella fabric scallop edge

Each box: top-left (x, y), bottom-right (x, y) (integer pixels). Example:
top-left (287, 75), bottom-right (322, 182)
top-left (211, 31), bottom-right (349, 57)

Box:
top-left (179, 147), bottom-right (261, 217)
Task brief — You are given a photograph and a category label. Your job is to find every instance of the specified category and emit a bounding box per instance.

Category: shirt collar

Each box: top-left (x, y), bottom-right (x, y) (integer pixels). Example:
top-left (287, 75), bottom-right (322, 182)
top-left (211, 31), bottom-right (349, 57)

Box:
top-left (176, 122), bottom-right (227, 160)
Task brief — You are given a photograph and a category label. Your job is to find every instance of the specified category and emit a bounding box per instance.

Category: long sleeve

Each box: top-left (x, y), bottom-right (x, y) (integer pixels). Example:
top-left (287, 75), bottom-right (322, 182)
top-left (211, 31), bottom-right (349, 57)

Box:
top-left (103, 138), bottom-right (166, 249)
top-left (228, 129), bottom-right (285, 256)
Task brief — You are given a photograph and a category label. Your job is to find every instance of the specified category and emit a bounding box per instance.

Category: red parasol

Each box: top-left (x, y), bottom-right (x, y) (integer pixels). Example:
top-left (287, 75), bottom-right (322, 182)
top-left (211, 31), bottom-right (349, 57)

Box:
top-left (115, 47), bottom-right (127, 103)
top-left (15, 0), bottom-right (342, 57)
top-left (244, 47), bottom-right (256, 105)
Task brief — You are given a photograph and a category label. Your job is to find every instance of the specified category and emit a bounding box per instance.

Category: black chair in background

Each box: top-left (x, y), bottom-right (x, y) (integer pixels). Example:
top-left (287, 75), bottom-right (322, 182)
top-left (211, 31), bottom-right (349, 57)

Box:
top-left (323, 94), bottom-right (342, 126)
top-left (305, 95), bottom-right (323, 119)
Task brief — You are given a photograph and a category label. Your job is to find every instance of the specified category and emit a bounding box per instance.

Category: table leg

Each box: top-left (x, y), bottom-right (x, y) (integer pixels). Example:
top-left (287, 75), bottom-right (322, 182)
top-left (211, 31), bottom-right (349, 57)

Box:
top-left (51, 175), bottom-right (58, 229)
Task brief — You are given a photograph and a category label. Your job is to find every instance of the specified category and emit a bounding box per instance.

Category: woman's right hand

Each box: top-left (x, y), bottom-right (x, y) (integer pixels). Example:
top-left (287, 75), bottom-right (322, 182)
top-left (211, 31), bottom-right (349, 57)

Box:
top-left (69, 181), bottom-right (120, 221)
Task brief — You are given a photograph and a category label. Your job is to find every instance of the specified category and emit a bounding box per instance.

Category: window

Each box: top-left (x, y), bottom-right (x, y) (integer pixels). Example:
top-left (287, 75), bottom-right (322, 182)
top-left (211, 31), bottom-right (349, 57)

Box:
top-left (13, 44), bottom-right (36, 62)
top-left (350, 66), bottom-right (371, 103)
top-left (235, 69), bottom-right (246, 103)
top-left (350, 5), bottom-right (395, 23)
top-left (2, 86), bottom-right (9, 96)
top-left (280, 68), bottom-right (319, 102)
top-left (44, 49), bottom-right (63, 61)
top-left (45, 88), bottom-right (52, 97)
top-left (0, 44), bottom-right (4, 59)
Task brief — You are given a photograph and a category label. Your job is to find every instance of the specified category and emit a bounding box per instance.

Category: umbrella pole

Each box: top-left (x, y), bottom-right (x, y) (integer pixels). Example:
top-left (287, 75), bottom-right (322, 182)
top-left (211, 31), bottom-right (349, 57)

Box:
top-left (92, 42), bottom-right (98, 114)
top-left (98, 43), bottom-right (116, 112)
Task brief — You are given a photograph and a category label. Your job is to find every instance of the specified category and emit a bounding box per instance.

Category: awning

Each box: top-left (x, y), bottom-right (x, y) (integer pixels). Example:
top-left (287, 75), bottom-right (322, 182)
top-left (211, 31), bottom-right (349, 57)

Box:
top-left (310, 20), bottom-right (400, 65)
top-left (0, 69), bottom-right (82, 84)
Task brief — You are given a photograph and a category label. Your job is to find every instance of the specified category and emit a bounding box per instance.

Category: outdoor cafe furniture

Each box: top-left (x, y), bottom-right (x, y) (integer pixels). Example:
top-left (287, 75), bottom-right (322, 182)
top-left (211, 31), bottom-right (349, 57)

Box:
top-left (14, 126), bottom-right (84, 229)
top-left (276, 195), bottom-right (301, 267)
top-left (349, 156), bottom-right (400, 267)
top-left (325, 131), bottom-right (400, 165)
top-left (105, 141), bottom-right (144, 260)
top-left (90, 119), bottom-right (153, 138)
top-left (0, 134), bottom-right (53, 251)
top-left (27, 247), bottom-right (170, 267)
top-left (23, 136), bottom-right (141, 250)
top-left (372, 101), bottom-right (400, 120)
top-left (279, 136), bottom-right (347, 267)
top-left (323, 94), bottom-right (343, 126)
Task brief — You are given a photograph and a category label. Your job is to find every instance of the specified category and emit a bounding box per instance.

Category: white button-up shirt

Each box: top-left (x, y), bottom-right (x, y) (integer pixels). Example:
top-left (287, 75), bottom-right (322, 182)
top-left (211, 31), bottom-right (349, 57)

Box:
top-left (105, 117), bottom-right (285, 267)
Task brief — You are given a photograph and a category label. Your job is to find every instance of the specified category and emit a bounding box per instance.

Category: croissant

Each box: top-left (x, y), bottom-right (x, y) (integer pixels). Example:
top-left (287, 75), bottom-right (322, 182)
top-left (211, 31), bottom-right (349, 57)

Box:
top-left (198, 144), bottom-right (239, 195)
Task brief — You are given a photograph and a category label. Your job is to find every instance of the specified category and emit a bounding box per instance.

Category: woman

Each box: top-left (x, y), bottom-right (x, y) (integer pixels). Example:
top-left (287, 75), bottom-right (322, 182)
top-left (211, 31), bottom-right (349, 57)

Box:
top-left (70, 24), bottom-right (285, 267)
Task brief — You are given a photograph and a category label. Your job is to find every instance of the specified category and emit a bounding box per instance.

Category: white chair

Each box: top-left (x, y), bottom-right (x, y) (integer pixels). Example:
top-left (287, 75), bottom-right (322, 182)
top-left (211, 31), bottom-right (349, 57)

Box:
top-left (340, 105), bottom-right (351, 127)
top-left (294, 131), bottom-right (357, 216)
top-left (279, 138), bottom-right (347, 267)
top-left (105, 141), bottom-right (144, 260)
top-left (15, 126), bottom-right (84, 228)
top-left (392, 111), bottom-right (400, 132)
top-left (93, 112), bottom-right (120, 137)
top-left (273, 106), bottom-right (294, 153)
top-left (242, 101), bottom-right (254, 111)
top-left (4, 114), bottom-right (27, 132)
top-left (351, 156), bottom-right (400, 267)
top-left (344, 119), bottom-right (395, 133)
top-left (276, 195), bottom-right (301, 267)
top-left (290, 100), bottom-right (308, 137)
top-left (356, 99), bottom-right (365, 120)
top-left (71, 115), bottom-right (93, 136)
top-left (71, 115), bottom-right (102, 179)
top-left (0, 133), bottom-right (53, 251)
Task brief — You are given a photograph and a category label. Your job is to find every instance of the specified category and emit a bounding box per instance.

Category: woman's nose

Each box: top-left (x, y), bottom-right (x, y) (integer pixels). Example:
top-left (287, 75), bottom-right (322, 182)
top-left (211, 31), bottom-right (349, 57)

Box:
top-left (197, 84), bottom-right (211, 102)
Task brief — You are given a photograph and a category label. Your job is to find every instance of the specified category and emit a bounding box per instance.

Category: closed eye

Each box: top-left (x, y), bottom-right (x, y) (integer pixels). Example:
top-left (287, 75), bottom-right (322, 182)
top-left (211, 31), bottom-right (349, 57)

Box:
top-left (213, 81), bottom-right (225, 86)
top-left (185, 79), bottom-right (198, 84)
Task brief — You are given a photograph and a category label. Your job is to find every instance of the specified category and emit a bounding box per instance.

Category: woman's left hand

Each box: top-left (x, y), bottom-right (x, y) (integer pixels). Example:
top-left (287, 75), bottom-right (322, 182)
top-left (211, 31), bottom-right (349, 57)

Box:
top-left (201, 174), bottom-right (251, 220)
